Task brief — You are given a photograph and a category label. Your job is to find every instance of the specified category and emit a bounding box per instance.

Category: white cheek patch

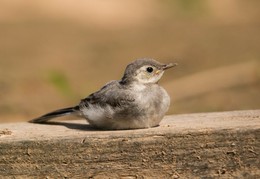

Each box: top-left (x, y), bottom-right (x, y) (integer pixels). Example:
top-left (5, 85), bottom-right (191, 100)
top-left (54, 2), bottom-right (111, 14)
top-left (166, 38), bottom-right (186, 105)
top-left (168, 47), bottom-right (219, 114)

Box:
top-left (155, 71), bottom-right (164, 81)
top-left (135, 68), bottom-right (164, 84)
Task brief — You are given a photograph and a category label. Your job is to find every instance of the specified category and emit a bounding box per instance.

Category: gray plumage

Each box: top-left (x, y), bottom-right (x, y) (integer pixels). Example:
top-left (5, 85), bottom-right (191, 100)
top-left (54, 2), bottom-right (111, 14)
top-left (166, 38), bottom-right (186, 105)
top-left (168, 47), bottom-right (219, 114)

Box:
top-left (30, 58), bottom-right (177, 130)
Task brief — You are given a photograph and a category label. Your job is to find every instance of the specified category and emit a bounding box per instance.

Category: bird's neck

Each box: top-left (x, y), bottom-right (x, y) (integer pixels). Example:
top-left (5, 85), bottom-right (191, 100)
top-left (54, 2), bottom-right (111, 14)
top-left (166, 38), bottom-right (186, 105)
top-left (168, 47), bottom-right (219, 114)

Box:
top-left (120, 79), bottom-right (157, 92)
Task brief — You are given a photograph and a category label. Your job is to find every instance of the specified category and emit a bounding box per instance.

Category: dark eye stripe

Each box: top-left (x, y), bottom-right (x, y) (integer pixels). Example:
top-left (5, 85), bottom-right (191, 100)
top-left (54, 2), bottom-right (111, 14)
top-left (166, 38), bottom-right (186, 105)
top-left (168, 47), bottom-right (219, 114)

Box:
top-left (146, 67), bottom-right (153, 73)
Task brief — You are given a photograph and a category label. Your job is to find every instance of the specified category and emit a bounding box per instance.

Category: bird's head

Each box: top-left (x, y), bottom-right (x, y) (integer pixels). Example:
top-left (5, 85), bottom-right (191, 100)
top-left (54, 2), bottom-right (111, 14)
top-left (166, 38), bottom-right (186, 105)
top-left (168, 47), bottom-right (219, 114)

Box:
top-left (121, 58), bottom-right (177, 84)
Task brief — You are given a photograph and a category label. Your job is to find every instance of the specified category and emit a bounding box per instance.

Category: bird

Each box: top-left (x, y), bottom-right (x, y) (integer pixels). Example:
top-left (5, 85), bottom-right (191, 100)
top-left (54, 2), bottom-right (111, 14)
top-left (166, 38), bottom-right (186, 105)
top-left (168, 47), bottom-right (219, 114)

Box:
top-left (29, 58), bottom-right (177, 130)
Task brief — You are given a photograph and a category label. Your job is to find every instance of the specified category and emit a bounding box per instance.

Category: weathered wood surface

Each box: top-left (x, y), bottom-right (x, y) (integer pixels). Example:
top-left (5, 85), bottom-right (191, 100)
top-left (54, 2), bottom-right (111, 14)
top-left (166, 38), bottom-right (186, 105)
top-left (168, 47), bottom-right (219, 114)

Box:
top-left (0, 110), bottom-right (259, 178)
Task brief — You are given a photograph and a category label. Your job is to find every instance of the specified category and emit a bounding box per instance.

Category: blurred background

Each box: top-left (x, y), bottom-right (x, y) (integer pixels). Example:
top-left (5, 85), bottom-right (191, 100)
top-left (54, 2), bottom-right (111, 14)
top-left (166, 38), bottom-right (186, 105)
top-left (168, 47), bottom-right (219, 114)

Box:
top-left (0, 0), bottom-right (259, 123)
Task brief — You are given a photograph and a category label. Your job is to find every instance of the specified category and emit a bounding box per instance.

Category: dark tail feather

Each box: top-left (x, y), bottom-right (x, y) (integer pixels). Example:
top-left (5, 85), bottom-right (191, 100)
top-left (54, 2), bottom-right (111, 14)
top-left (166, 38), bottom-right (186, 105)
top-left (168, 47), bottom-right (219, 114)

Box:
top-left (29, 106), bottom-right (79, 123)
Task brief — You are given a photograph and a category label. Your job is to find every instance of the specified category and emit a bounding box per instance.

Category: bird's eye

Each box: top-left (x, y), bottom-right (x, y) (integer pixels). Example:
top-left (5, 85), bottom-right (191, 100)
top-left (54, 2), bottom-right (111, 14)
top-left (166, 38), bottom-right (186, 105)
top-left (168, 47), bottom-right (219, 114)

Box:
top-left (146, 67), bottom-right (153, 73)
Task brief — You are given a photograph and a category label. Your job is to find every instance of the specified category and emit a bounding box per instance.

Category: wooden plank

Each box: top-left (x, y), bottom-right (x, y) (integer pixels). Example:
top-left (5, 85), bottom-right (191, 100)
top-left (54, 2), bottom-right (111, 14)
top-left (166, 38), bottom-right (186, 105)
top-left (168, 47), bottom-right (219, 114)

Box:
top-left (0, 110), bottom-right (259, 178)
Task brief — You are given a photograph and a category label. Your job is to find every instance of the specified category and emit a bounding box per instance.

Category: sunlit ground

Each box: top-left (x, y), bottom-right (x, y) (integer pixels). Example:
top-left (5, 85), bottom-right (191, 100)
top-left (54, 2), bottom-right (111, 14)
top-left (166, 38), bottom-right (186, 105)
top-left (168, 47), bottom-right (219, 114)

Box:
top-left (0, 1), bottom-right (259, 122)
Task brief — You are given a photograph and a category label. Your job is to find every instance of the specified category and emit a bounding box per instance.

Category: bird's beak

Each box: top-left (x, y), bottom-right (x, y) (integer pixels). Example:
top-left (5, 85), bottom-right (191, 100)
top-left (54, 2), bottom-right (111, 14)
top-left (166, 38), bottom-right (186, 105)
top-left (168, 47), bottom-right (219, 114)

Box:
top-left (155, 63), bottom-right (177, 74)
top-left (162, 63), bottom-right (178, 70)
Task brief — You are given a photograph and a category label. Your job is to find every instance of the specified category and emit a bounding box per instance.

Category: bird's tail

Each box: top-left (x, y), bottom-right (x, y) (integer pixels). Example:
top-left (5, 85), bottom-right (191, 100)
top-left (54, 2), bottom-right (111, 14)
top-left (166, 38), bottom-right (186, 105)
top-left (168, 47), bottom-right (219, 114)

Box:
top-left (29, 106), bottom-right (79, 123)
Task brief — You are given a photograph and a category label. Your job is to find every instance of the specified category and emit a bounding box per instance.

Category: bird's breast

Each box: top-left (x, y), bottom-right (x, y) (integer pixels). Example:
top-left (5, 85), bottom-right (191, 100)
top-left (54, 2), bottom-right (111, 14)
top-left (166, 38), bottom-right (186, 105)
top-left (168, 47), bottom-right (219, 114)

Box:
top-left (133, 84), bottom-right (170, 119)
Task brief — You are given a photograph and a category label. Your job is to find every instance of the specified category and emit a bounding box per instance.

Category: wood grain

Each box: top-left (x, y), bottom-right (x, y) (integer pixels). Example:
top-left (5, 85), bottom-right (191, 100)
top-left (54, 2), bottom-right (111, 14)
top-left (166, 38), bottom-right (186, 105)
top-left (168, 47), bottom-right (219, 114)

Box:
top-left (0, 110), bottom-right (259, 178)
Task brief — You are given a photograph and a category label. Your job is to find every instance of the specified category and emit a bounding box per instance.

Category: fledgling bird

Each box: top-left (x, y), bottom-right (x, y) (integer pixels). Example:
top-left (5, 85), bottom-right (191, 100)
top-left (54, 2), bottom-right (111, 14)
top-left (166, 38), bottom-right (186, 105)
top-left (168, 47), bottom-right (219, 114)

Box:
top-left (30, 58), bottom-right (177, 130)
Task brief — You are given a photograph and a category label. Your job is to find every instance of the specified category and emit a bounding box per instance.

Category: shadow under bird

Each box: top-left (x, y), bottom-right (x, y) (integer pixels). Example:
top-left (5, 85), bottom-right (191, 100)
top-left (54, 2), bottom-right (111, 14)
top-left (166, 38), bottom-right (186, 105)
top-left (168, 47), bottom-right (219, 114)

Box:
top-left (30, 58), bottom-right (177, 130)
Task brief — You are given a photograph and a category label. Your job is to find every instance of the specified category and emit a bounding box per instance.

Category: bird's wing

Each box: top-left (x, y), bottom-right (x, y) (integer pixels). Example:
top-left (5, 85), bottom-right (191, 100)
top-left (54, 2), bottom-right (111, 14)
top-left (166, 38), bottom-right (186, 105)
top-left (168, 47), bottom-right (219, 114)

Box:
top-left (79, 80), bottom-right (135, 108)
